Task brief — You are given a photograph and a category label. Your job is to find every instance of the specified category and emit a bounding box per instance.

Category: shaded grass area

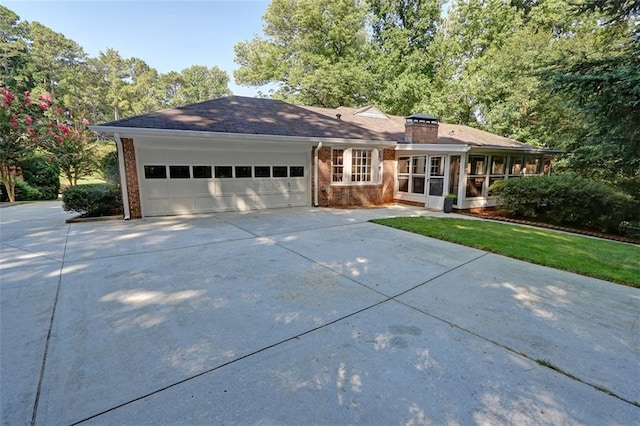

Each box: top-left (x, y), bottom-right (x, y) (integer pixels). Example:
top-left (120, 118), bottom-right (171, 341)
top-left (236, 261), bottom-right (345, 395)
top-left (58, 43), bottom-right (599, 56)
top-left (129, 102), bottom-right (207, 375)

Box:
top-left (371, 217), bottom-right (640, 287)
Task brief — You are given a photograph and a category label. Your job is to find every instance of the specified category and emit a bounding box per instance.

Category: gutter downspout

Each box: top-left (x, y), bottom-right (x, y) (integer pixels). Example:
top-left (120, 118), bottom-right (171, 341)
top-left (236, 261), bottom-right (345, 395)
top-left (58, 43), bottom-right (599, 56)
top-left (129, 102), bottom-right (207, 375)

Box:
top-left (314, 141), bottom-right (322, 207)
top-left (113, 133), bottom-right (131, 220)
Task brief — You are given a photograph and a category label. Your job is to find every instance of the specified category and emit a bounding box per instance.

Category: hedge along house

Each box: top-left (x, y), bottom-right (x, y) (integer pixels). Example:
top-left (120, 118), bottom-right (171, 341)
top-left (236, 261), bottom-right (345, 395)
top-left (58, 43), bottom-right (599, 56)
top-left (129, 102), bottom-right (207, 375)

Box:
top-left (90, 96), bottom-right (559, 219)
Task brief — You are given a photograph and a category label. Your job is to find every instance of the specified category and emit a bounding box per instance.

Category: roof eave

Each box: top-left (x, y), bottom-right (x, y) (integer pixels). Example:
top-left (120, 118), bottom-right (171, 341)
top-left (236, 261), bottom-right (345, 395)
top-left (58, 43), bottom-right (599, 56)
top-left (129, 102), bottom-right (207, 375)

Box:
top-left (89, 126), bottom-right (397, 147)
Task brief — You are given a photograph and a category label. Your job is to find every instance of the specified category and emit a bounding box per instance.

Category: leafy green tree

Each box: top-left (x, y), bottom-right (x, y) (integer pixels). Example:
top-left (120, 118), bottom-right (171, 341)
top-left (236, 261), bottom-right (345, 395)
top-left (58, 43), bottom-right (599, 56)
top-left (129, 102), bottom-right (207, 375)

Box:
top-left (95, 48), bottom-right (131, 120)
top-left (0, 6), bottom-right (30, 91)
top-left (159, 71), bottom-right (183, 107)
top-left (234, 0), bottom-right (373, 107)
top-left (367, 0), bottom-right (443, 115)
top-left (547, 0), bottom-right (639, 195)
top-left (124, 57), bottom-right (163, 115)
top-left (178, 65), bottom-right (231, 104)
top-left (25, 21), bottom-right (87, 107)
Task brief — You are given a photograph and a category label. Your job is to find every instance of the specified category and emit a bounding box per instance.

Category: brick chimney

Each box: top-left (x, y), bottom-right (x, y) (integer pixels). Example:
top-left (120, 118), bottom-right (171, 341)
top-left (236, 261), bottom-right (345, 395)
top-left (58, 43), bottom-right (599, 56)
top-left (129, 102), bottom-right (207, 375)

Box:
top-left (404, 113), bottom-right (439, 144)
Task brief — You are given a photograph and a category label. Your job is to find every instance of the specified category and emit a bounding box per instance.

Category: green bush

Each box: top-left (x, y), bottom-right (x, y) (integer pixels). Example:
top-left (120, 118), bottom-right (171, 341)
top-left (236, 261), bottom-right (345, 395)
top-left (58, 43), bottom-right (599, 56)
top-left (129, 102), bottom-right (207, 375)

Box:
top-left (13, 179), bottom-right (43, 201)
top-left (99, 151), bottom-right (120, 184)
top-left (62, 183), bottom-right (123, 216)
top-left (21, 153), bottom-right (60, 200)
top-left (490, 174), bottom-right (639, 233)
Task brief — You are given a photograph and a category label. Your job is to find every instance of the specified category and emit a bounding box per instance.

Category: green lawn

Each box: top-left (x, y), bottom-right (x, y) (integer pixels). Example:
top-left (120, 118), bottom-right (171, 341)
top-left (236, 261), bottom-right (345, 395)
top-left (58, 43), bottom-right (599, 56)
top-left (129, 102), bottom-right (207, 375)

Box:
top-left (371, 217), bottom-right (640, 287)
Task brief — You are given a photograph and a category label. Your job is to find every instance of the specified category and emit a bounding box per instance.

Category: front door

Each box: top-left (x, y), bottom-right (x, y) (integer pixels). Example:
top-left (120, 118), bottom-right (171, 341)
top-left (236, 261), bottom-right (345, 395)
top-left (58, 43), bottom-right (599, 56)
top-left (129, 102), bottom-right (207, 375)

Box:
top-left (426, 156), bottom-right (445, 209)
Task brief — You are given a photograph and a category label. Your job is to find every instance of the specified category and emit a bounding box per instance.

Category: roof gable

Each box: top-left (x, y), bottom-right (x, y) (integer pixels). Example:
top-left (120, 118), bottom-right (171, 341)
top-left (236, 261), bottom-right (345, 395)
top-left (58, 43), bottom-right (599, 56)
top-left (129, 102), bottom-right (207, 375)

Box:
top-left (352, 105), bottom-right (388, 119)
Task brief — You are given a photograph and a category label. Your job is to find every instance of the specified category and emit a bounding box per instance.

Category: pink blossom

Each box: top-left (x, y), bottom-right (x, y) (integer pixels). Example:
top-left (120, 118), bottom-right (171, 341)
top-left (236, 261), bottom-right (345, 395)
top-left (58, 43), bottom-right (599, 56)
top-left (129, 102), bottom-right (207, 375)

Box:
top-left (24, 97), bottom-right (31, 105)
top-left (82, 118), bottom-right (90, 125)
top-left (25, 115), bottom-right (33, 126)
top-left (39, 93), bottom-right (52, 103)
top-left (24, 90), bottom-right (30, 96)
top-left (4, 91), bottom-right (14, 105)
top-left (39, 102), bottom-right (48, 111)
top-left (58, 124), bottom-right (70, 136)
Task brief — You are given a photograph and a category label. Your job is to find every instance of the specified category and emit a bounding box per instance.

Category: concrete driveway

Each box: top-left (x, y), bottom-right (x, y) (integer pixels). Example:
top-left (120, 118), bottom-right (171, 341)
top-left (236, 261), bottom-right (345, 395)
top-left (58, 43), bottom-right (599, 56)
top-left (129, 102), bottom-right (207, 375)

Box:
top-left (1, 201), bottom-right (638, 425)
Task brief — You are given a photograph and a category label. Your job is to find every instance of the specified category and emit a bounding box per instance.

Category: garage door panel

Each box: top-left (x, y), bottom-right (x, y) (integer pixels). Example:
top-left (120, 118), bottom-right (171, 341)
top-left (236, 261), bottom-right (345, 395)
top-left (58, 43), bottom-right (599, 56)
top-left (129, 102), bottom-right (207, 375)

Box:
top-left (169, 197), bottom-right (196, 215)
top-left (146, 181), bottom-right (169, 198)
top-left (254, 180), bottom-right (275, 193)
top-left (235, 195), bottom-right (258, 211)
top-left (145, 199), bottom-right (170, 216)
top-left (289, 179), bottom-right (306, 192)
top-left (168, 180), bottom-right (196, 196)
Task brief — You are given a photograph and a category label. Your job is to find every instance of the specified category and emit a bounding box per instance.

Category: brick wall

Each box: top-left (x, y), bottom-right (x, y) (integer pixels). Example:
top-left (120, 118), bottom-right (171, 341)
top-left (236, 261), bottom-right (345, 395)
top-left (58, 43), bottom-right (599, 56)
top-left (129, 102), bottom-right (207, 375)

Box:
top-left (404, 123), bottom-right (438, 144)
top-left (121, 138), bottom-right (142, 219)
top-left (316, 146), bottom-right (391, 207)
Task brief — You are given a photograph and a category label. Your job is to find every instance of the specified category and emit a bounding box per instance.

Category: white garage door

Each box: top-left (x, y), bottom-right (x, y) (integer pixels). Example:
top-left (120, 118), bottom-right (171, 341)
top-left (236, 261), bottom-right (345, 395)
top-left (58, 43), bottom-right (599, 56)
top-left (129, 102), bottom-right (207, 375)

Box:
top-left (137, 146), bottom-right (310, 217)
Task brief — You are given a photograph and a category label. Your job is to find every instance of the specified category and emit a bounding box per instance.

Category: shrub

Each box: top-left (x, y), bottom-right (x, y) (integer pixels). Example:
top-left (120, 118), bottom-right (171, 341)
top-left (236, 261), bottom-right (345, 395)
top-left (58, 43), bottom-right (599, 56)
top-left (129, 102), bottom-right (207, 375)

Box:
top-left (62, 183), bottom-right (123, 217)
top-left (21, 153), bottom-right (60, 200)
top-left (13, 179), bottom-right (43, 201)
top-left (491, 174), bottom-right (639, 233)
top-left (99, 150), bottom-right (120, 184)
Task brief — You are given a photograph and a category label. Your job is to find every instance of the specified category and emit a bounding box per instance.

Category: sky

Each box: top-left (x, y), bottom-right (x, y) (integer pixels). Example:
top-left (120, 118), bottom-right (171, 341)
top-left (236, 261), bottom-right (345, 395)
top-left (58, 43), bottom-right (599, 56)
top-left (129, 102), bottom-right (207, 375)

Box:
top-left (4, 0), bottom-right (271, 97)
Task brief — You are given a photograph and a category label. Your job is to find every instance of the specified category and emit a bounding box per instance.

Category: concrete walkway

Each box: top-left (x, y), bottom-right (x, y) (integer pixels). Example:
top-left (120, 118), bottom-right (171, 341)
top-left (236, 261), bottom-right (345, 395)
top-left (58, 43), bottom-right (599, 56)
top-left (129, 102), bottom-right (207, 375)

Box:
top-left (1, 201), bottom-right (638, 425)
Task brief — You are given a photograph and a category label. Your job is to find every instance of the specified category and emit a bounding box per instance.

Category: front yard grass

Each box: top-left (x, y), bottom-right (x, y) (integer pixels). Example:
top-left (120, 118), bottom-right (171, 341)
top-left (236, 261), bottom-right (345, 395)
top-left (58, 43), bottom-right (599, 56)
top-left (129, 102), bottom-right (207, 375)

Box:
top-left (371, 217), bottom-right (640, 288)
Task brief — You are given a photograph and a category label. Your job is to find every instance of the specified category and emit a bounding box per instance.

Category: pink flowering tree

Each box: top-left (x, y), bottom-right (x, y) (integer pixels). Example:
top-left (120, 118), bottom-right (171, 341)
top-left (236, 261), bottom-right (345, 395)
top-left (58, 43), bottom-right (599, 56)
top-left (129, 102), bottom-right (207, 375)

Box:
top-left (0, 88), bottom-right (51, 202)
top-left (43, 107), bottom-right (100, 186)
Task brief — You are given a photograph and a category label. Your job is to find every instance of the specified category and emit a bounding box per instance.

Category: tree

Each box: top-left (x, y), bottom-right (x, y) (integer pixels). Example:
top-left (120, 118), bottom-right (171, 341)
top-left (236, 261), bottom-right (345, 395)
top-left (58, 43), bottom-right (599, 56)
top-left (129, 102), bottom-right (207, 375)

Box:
top-left (42, 106), bottom-right (100, 186)
top-left (367, 0), bottom-right (443, 115)
top-left (124, 57), bottom-right (163, 115)
top-left (548, 0), bottom-right (639, 195)
top-left (177, 65), bottom-right (231, 105)
top-left (234, 0), bottom-right (373, 107)
top-left (95, 48), bottom-right (131, 121)
top-left (0, 88), bottom-right (51, 201)
top-left (0, 6), bottom-right (30, 91)
top-left (25, 21), bottom-right (87, 107)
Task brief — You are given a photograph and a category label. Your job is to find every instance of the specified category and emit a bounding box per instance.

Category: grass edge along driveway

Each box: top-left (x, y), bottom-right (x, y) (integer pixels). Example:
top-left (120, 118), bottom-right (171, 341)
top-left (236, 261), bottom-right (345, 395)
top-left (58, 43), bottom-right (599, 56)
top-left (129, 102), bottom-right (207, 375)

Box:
top-left (371, 217), bottom-right (639, 288)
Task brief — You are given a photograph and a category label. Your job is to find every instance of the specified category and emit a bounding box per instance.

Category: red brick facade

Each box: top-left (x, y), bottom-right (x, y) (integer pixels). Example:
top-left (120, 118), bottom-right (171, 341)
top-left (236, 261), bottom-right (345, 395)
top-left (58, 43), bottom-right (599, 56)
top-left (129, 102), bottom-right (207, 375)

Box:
top-left (121, 138), bottom-right (142, 219)
top-left (314, 146), bottom-right (396, 208)
top-left (404, 122), bottom-right (438, 144)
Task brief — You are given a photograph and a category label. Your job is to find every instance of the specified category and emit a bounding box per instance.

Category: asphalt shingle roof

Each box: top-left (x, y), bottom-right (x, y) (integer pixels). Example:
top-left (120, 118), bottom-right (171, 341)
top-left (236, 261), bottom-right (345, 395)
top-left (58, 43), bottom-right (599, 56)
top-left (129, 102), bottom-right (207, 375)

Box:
top-left (99, 95), bottom-right (536, 149)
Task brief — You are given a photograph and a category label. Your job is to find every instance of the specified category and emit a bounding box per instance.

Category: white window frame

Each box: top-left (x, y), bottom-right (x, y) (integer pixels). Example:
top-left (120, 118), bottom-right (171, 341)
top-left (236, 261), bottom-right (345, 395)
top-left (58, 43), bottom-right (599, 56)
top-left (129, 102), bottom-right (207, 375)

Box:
top-left (331, 147), bottom-right (381, 185)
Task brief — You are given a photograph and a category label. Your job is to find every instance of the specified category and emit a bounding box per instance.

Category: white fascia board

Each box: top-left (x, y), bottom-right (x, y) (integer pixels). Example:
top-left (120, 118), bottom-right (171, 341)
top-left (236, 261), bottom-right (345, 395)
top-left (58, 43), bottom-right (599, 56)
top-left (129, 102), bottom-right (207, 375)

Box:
top-left (470, 146), bottom-right (556, 155)
top-left (89, 126), bottom-right (396, 148)
top-left (395, 144), bottom-right (470, 153)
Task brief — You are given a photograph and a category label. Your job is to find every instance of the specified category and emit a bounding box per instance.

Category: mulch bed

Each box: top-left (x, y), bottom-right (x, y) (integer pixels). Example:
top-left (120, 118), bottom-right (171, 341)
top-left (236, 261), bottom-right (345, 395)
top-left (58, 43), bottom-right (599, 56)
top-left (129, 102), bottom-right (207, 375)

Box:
top-left (458, 209), bottom-right (639, 245)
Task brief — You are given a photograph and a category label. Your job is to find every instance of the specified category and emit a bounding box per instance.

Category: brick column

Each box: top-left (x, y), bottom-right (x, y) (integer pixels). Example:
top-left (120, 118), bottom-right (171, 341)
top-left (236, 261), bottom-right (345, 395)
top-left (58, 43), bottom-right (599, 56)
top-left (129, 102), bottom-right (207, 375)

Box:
top-left (381, 148), bottom-right (396, 203)
top-left (121, 138), bottom-right (142, 219)
top-left (318, 146), bottom-right (331, 207)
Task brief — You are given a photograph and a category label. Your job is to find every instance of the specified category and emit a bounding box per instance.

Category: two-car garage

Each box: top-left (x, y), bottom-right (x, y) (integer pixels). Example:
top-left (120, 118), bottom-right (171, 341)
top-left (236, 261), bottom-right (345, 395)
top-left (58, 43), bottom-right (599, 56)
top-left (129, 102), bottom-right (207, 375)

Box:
top-left (134, 137), bottom-right (311, 217)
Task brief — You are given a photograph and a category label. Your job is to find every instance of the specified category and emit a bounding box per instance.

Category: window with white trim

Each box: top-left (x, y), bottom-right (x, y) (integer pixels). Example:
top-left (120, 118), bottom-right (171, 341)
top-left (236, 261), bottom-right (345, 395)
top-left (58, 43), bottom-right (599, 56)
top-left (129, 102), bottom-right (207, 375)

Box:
top-left (331, 148), bottom-right (380, 185)
top-left (351, 149), bottom-right (372, 182)
top-left (332, 149), bottom-right (344, 182)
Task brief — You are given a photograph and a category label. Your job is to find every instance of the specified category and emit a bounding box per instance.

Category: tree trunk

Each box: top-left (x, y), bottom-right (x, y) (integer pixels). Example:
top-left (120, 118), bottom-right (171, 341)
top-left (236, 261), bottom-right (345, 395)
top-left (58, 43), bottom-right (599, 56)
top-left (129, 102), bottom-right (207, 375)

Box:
top-left (1, 166), bottom-right (16, 202)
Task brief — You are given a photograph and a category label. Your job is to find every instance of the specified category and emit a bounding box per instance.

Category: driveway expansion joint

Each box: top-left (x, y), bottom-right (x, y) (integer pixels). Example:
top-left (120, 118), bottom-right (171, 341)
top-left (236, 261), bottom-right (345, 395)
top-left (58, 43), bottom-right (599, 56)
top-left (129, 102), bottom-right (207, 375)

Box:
top-left (31, 225), bottom-right (71, 426)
